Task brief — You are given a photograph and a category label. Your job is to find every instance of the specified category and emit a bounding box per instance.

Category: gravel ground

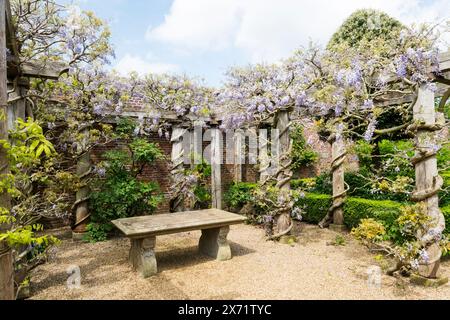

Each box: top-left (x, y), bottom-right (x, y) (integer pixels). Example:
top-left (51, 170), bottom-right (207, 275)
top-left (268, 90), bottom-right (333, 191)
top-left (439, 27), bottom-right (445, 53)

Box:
top-left (29, 223), bottom-right (450, 300)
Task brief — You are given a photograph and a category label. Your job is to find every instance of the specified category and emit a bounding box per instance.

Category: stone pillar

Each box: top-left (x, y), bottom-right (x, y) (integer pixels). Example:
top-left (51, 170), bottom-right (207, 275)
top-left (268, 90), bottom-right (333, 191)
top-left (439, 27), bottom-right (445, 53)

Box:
top-left (210, 126), bottom-right (222, 209)
top-left (411, 85), bottom-right (445, 279)
top-left (129, 237), bottom-right (157, 278)
top-left (199, 226), bottom-right (231, 261)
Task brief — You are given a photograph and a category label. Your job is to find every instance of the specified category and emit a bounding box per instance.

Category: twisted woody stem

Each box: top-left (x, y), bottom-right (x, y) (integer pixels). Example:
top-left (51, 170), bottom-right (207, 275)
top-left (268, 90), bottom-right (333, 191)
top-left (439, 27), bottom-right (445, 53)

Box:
top-left (72, 142), bottom-right (92, 236)
top-left (319, 133), bottom-right (348, 229)
top-left (262, 109), bottom-right (294, 240)
top-left (408, 120), bottom-right (445, 274)
top-left (169, 125), bottom-right (188, 212)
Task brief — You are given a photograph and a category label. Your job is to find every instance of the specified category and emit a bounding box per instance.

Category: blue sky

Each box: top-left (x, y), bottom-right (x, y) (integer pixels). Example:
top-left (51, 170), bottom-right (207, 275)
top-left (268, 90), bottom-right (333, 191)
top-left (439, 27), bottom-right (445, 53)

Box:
top-left (66, 0), bottom-right (449, 87)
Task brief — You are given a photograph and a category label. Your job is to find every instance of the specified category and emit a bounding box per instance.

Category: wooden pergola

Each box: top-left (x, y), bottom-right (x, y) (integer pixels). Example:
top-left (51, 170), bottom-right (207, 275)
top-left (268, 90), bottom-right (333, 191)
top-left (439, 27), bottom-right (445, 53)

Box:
top-left (0, 0), bottom-right (64, 300)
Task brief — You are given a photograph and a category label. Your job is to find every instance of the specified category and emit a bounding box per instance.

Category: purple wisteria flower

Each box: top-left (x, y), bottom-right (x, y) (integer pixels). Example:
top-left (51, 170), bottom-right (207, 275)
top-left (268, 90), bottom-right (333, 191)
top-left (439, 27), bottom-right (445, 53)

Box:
top-left (395, 54), bottom-right (408, 78)
top-left (364, 119), bottom-right (378, 142)
top-left (410, 259), bottom-right (420, 270)
top-left (419, 249), bottom-right (430, 264)
top-left (363, 99), bottom-right (374, 110)
top-left (93, 104), bottom-right (104, 115)
top-left (295, 91), bottom-right (307, 107)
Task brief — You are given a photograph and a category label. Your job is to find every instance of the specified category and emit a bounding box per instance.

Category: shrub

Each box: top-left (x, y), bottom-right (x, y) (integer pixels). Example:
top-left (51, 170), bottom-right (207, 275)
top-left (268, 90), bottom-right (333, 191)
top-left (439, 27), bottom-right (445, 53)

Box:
top-left (295, 193), bottom-right (403, 233)
top-left (290, 124), bottom-right (318, 170)
top-left (353, 140), bottom-right (374, 169)
top-left (295, 193), bottom-right (332, 224)
top-left (352, 218), bottom-right (386, 242)
top-left (291, 178), bottom-right (316, 191)
top-left (328, 9), bottom-right (404, 50)
top-left (440, 171), bottom-right (450, 207)
top-left (224, 182), bottom-right (257, 209)
top-left (311, 172), bottom-right (332, 194)
top-left (442, 206), bottom-right (450, 235)
top-left (87, 139), bottom-right (164, 242)
top-left (344, 197), bottom-right (404, 242)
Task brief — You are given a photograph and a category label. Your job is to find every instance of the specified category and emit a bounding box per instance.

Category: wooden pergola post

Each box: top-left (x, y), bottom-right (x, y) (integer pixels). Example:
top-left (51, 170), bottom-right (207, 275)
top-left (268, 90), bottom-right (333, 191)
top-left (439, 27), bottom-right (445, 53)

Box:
top-left (330, 134), bottom-right (346, 230)
top-left (319, 123), bottom-right (347, 231)
top-left (411, 85), bottom-right (445, 279)
top-left (170, 124), bottom-right (188, 212)
top-left (258, 127), bottom-right (270, 181)
top-left (234, 129), bottom-right (244, 182)
top-left (72, 147), bottom-right (92, 239)
top-left (0, 0), bottom-right (14, 300)
top-left (210, 124), bottom-right (222, 209)
top-left (274, 109), bottom-right (292, 234)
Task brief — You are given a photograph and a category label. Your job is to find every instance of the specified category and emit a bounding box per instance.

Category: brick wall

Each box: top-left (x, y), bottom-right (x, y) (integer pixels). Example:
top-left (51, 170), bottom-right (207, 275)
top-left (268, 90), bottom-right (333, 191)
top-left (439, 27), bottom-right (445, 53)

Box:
top-left (46, 121), bottom-right (333, 228)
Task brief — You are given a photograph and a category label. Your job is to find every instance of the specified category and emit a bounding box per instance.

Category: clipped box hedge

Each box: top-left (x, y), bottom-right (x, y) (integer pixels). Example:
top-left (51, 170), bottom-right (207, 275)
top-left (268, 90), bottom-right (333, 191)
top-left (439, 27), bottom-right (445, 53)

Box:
top-left (443, 205), bottom-right (450, 235)
top-left (296, 193), bottom-right (450, 235)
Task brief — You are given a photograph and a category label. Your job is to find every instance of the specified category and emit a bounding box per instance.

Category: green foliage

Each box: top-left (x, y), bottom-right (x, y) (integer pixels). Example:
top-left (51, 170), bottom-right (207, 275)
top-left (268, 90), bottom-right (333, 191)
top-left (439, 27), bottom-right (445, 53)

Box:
top-left (440, 171), bottom-right (450, 207)
top-left (438, 144), bottom-right (450, 170)
top-left (224, 182), bottom-right (257, 209)
top-left (115, 117), bottom-right (138, 138)
top-left (88, 139), bottom-right (164, 242)
top-left (295, 193), bottom-right (404, 233)
top-left (310, 172), bottom-right (332, 194)
top-left (0, 118), bottom-right (59, 256)
top-left (344, 197), bottom-right (405, 242)
top-left (352, 203), bottom-right (450, 270)
top-left (328, 9), bottom-right (404, 50)
top-left (352, 218), bottom-right (386, 242)
top-left (294, 193), bottom-right (332, 224)
top-left (441, 205), bottom-right (450, 235)
top-left (378, 139), bottom-right (415, 178)
top-left (333, 234), bottom-right (347, 246)
top-left (184, 159), bottom-right (212, 209)
top-left (290, 124), bottom-right (318, 170)
top-left (130, 138), bottom-right (165, 167)
top-left (313, 139), bottom-right (416, 202)
top-left (291, 178), bottom-right (317, 191)
top-left (84, 223), bottom-right (112, 243)
top-left (353, 140), bottom-right (374, 169)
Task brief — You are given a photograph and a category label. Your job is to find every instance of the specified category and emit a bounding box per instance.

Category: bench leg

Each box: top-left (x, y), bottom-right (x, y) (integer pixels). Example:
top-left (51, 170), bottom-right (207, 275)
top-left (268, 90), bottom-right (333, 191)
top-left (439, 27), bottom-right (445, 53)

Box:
top-left (199, 226), bottom-right (231, 261)
top-left (129, 237), bottom-right (157, 278)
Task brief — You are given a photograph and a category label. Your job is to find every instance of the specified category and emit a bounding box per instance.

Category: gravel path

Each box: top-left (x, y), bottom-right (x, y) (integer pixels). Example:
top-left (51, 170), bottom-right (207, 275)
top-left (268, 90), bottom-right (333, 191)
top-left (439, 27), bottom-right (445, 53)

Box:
top-left (30, 223), bottom-right (450, 300)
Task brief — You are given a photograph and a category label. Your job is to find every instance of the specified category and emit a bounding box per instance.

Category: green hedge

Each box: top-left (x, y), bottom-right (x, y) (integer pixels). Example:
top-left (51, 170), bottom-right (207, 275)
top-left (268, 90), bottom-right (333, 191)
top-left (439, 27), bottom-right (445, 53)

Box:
top-left (297, 193), bottom-right (450, 237)
top-left (295, 194), bottom-right (332, 224)
top-left (440, 171), bottom-right (450, 207)
top-left (296, 193), bottom-right (403, 230)
top-left (443, 205), bottom-right (450, 235)
top-left (344, 197), bottom-right (403, 230)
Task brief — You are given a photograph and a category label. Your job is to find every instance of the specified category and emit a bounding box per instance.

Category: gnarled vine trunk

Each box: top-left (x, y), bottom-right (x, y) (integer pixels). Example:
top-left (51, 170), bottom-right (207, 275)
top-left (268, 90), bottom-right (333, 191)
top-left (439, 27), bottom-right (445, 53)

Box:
top-left (170, 125), bottom-right (188, 212)
top-left (274, 110), bottom-right (293, 234)
top-left (72, 148), bottom-right (92, 240)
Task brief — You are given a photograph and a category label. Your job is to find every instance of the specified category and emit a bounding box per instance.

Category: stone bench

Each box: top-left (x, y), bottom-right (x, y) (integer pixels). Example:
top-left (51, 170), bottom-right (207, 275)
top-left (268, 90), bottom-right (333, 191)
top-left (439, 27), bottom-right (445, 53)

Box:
top-left (112, 209), bottom-right (247, 278)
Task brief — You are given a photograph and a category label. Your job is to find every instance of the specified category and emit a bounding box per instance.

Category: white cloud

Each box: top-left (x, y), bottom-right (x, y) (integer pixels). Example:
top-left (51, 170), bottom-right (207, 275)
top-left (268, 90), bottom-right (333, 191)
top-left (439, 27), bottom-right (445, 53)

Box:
top-left (146, 0), bottom-right (242, 51)
top-left (145, 0), bottom-right (450, 63)
top-left (113, 54), bottom-right (180, 76)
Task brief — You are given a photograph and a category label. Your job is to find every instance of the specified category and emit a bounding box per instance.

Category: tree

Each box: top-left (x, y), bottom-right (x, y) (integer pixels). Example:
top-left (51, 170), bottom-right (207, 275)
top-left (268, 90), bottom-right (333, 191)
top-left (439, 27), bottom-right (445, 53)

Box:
top-left (328, 9), bottom-right (404, 50)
